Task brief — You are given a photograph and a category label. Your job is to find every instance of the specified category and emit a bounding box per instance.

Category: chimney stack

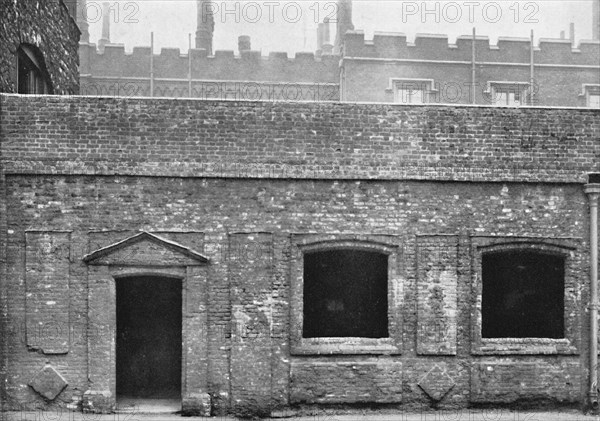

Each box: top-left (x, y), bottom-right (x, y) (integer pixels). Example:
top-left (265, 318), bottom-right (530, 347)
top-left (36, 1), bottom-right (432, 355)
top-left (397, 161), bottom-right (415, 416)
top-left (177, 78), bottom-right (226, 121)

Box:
top-left (196, 0), bottom-right (215, 54)
top-left (238, 35), bottom-right (251, 53)
top-left (98, 2), bottom-right (110, 52)
top-left (569, 22), bottom-right (575, 46)
top-left (323, 17), bottom-right (331, 44)
top-left (322, 44), bottom-right (333, 55)
top-left (334, 0), bottom-right (354, 55)
top-left (560, 30), bottom-right (565, 39)
top-left (317, 23), bottom-right (324, 52)
top-left (77, 0), bottom-right (90, 43)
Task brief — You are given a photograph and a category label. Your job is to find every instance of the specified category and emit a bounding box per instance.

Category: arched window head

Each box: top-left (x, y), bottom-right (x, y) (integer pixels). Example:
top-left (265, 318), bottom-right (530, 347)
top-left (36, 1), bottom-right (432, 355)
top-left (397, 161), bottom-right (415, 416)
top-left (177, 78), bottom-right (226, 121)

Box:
top-left (17, 44), bottom-right (53, 94)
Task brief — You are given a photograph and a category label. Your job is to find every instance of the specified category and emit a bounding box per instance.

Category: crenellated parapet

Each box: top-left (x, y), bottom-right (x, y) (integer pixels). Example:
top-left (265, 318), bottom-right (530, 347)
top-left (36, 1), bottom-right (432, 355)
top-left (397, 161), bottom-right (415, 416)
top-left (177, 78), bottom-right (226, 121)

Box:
top-left (79, 43), bottom-right (339, 83)
top-left (344, 30), bottom-right (600, 65)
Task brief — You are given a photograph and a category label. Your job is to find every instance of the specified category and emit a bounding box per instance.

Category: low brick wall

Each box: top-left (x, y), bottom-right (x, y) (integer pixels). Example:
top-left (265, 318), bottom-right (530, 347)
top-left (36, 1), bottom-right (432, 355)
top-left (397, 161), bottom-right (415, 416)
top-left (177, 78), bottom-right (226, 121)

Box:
top-left (1, 95), bottom-right (599, 182)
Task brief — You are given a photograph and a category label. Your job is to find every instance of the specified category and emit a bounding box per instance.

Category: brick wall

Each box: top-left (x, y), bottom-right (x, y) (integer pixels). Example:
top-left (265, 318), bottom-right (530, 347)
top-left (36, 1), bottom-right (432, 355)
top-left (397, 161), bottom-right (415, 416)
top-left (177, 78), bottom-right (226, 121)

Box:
top-left (0, 0), bottom-right (80, 95)
top-left (0, 96), bottom-right (598, 415)
top-left (1, 177), bottom-right (588, 413)
top-left (1, 95), bottom-right (599, 182)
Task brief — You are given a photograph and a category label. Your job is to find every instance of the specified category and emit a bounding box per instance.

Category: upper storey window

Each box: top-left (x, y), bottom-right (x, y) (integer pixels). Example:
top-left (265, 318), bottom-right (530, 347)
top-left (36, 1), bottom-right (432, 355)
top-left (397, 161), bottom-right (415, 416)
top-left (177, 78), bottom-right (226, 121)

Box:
top-left (583, 84), bottom-right (600, 108)
top-left (17, 44), bottom-right (52, 95)
top-left (390, 79), bottom-right (434, 104)
top-left (488, 82), bottom-right (530, 106)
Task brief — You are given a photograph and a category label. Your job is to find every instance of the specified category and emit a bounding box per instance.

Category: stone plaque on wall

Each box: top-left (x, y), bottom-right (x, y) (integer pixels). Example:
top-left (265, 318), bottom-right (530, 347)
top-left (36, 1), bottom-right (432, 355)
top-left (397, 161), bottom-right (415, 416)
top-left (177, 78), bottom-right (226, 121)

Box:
top-left (25, 231), bottom-right (71, 354)
top-left (416, 235), bottom-right (458, 355)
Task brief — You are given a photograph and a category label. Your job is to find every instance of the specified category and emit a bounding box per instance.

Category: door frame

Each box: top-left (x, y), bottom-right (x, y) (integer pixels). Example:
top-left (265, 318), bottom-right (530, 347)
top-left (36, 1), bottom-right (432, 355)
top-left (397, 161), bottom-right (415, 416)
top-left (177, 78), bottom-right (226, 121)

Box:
top-left (82, 232), bottom-right (210, 413)
top-left (114, 270), bottom-right (185, 402)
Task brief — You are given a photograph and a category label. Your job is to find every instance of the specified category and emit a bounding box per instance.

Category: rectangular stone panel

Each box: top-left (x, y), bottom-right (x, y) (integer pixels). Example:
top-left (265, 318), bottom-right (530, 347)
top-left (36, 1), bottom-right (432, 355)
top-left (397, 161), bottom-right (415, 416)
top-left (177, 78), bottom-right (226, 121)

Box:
top-left (290, 360), bottom-right (402, 403)
top-left (26, 231), bottom-right (71, 354)
top-left (471, 361), bottom-right (580, 403)
top-left (229, 233), bottom-right (273, 414)
top-left (416, 235), bottom-right (458, 355)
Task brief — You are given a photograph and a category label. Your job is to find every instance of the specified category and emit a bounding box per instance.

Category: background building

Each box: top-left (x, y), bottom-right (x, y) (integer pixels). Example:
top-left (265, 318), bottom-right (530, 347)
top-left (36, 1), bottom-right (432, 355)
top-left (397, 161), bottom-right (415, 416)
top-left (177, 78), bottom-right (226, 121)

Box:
top-left (77, 0), bottom-right (600, 107)
top-left (0, 95), bottom-right (599, 417)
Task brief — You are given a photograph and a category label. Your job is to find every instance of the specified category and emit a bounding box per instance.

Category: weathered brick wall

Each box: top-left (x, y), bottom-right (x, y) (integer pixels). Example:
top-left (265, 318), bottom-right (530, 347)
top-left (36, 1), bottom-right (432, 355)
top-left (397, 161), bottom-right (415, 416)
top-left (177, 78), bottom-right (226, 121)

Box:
top-left (0, 96), bottom-right (598, 415)
top-left (1, 95), bottom-right (599, 182)
top-left (0, 1), bottom-right (80, 95)
top-left (1, 177), bottom-right (588, 413)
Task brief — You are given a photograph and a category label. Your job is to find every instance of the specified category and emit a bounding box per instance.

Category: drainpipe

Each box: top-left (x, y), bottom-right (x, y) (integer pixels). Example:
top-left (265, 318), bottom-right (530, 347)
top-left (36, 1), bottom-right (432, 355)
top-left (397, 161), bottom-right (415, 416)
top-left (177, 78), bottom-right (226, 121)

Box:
top-left (188, 33), bottom-right (192, 98)
top-left (529, 30), bottom-right (535, 105)
top-left (150, 32), bottom-right (155, 97)
top-left (471, 27), bottom-right (476, 104)
top-left (585, 177), bottom-right (600, 411)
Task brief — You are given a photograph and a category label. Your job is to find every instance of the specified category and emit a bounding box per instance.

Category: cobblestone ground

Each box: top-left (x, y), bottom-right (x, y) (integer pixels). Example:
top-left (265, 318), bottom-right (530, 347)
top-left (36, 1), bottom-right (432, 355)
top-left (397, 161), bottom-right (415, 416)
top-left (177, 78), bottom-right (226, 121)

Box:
top-left (2, 410), bottom-right (600, 421)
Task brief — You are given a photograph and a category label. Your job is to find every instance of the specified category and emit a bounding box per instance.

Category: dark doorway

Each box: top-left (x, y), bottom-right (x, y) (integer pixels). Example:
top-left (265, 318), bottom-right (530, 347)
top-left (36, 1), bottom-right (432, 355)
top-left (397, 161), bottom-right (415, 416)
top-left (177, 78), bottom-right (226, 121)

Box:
top-left (116, 276), bottom-right (182, 399)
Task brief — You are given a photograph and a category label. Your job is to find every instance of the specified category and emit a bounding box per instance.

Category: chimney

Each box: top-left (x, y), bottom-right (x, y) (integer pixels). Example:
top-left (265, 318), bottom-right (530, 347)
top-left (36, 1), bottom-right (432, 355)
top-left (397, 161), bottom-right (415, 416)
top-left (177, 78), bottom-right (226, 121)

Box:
top-left (594, 0), bottom-right (599, 40)
top-left (323, 17), bottom-right (331, 44)
top-left (570, 22), bottom-right (575, 46)
top-left (238, 35), bottom-right (251, 53)
top-left (317, 23), bottom-right (324, 52)
top-left (560, 30), bottom-right (565, 39)
top-left (77, 0), bottom-right (90, 43)
top-left (322, 44), bottom-right (334, 55)
top-left (98, 2), bottom-right (110, 52)
top-left (334, 0), bottom-right (354, 55)
top-left (196, 0), bottom-right (215, 54)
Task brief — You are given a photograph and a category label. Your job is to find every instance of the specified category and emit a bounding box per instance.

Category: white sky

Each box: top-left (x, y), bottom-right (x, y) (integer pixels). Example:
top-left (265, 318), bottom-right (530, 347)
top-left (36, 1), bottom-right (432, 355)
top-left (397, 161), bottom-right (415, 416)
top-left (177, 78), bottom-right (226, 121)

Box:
top-left (86, 1), bottom-right (597, 55)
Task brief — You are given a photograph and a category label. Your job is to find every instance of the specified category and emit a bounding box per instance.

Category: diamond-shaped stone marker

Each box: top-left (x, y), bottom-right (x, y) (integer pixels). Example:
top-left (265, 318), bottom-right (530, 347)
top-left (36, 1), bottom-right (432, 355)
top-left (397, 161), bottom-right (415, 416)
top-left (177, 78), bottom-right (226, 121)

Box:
top-left (418, 365), bottom-right (455, 401)
top-left (29, 364), bottom-right (68, 400)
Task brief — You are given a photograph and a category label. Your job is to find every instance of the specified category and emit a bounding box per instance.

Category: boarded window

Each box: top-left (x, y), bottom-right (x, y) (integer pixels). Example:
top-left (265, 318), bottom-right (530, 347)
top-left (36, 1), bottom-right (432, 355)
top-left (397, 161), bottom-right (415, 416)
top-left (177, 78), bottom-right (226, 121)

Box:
top-left (303, 249), bottom-right (388, 338)
top-left (482, 251), bottom-right (565, 339)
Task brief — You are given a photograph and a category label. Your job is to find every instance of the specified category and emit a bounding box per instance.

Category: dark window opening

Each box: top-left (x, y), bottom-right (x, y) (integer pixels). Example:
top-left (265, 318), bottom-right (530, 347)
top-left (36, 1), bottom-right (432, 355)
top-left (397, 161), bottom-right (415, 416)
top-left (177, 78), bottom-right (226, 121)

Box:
top-left (482, 251), bottom-right (565, 339)
top-left (17, 45), bottom-right (52, 94)
top-left (117, 276), bottom-right (182, 399)
top-left (303, 249), bottom-right (388, 338)
top-left (589, 173), bottom-right (600, 184)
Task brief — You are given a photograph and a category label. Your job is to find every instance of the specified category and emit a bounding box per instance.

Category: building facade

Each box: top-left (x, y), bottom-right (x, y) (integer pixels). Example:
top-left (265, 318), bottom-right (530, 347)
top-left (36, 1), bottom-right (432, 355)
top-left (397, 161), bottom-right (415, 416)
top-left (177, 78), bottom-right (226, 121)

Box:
top-left (2, 0), bottom-right (600, 418)
top-left (1, 95), bottom-right (599, 416)
top-left (77, 0), bottom-right (600, 107)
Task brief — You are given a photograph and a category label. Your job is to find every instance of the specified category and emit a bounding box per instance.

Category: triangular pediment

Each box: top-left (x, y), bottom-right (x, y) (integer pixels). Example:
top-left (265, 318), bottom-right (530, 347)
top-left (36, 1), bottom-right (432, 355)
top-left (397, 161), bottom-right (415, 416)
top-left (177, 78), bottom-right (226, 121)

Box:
top-left (83, 232), bottom-right (209, 266)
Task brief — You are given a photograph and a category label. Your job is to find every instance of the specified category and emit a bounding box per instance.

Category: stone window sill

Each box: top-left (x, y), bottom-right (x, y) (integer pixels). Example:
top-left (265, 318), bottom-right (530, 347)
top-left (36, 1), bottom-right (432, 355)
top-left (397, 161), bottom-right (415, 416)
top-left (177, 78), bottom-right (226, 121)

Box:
top-left (291, 337), bottom-right (400, 355)
top-left (472, 338), bottom-right (577, 355)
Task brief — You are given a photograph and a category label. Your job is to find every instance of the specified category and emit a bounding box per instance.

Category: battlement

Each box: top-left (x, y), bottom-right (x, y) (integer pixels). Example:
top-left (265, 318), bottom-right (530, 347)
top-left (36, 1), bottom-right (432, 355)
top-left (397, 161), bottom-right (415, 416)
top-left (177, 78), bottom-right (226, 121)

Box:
top-left (79, 43), bottom-right (340, 83)
top-left (344, 30), bottom-right (600, 65)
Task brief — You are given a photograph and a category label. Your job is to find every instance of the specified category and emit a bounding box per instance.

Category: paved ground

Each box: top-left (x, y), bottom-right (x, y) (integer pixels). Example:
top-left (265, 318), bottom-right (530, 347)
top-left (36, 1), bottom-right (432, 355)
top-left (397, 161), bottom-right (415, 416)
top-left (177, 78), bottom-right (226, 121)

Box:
top-left (2, 410), bottom-right (600, 421)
